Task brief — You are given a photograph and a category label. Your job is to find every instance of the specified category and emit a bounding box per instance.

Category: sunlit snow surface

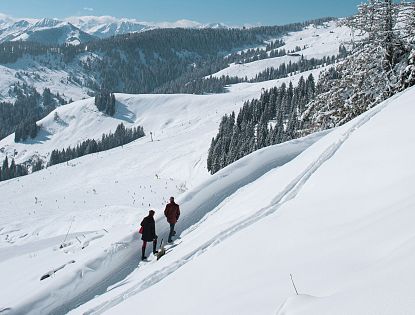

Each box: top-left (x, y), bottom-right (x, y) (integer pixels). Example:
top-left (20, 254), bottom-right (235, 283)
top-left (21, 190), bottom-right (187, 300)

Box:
top-left (1, 20), bottom-right (412, 315)
top-left (211, 20), bottom-right (353, 80)
top-left (79, 86), bottom-right (415, 315)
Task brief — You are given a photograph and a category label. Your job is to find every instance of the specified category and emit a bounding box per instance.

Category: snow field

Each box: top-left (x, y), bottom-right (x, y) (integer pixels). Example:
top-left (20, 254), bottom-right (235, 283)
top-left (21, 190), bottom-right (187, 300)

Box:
top-left (0, 20), bottom-right (411, 314)
top-left (211, 20), bottom-right (353, 80)
top-left (0, 68), bottom-right (323, 314)
top-left (72, 86), bottom-right (415, 315)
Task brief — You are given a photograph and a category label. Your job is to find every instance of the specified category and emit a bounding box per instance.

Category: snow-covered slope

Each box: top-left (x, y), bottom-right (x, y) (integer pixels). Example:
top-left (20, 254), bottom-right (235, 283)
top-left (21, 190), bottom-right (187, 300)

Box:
top-left (0, 10), bottom-right (412, 315)
top-left (0, 68), bottom-right (323, 314)
top-left (0, 68), bottom-right (321, 165)
top-left (212, 20), bottom-right (352, 80)
top-left (73, 85), bottom-right (415, 315)
top-left (0, 54), bottom-right (95, 103)
top-left (1, 80), bottom-right (414, 315)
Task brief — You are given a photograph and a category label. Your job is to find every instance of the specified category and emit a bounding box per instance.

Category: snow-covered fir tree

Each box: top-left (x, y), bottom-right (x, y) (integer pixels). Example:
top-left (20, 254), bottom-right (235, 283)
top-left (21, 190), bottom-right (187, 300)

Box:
top-left (302, 0), bottom-right (415, 131)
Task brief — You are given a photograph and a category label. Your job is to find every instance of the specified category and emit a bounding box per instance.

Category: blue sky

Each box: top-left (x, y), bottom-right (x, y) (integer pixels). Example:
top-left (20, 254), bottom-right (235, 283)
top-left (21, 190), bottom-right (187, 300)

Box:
top-left (0, 0), bottom-right (363, 25)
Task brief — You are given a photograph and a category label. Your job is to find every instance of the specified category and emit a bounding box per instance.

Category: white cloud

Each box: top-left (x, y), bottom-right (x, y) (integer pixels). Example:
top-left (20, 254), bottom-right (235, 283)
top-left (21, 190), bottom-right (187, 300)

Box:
top-left (83, 7), bottom-right (94, 12)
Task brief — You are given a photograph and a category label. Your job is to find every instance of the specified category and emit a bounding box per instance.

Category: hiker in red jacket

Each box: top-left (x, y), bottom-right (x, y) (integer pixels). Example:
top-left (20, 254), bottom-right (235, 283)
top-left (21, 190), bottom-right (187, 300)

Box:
top-left (140, 210), bottom-right (158, 260)
top-left (164, 197), bottom-right (180, 243)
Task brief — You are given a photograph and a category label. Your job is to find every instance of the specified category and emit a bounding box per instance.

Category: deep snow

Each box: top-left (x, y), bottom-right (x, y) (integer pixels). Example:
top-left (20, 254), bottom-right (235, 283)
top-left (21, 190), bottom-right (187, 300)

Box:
top-left (0, 64), bottom-right (323, 314)
top-left (0, 18), bottom-right (412, 315)
top-left (1, 80), bottom-right (413, 315)
top-left (72, 86), bottom-right (415, 315)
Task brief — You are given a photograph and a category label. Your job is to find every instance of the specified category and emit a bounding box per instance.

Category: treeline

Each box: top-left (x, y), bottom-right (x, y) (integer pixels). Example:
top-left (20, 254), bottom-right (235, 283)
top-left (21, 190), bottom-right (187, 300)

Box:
top-left (0, 123), bottom-right (145, 182)
top-left (0, 41), bottom-right (63, 64)
top-left (170, 47), bottom-right (347, 94)
top-left (207, 74), bottom-right (316, 174)
top-left (95, 91), bottom-right (116, 116)
top-left (236, 43), bottom-right (304, 64)
top-left (0, 156), bottom-right (28, 182)
top-left (49, 123), bottom-right (145, 166)
top-left (0, 84), bottom-right (66, 140)
top-left (230, 39), bottom-right (285, 64)
top-left (158, 74), bottom-right (242, 94)
top-left (250, 54), bottom-right (339, 83)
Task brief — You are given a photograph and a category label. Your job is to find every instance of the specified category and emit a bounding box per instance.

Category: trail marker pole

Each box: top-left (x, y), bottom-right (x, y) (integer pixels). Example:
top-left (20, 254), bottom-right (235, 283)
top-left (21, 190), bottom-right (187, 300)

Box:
top-left (290, 273), bottom-right (299, 295)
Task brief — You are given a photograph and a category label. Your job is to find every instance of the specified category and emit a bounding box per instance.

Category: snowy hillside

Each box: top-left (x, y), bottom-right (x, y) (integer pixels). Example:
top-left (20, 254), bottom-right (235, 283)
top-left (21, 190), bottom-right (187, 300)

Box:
top-left (0, 54), bottom-right (95, 103)
top-left (0, 66), bottom-right (324, 313)
top-left (1, 4), bottom-right (413, 314)
top-left (1, 73), bottom-right (414, 314)
top-left (73, 85), bottom-right (415, 315)
top-left (0, 68), bottom-right (322, 165)
top-left (212, 20), bottom-right (352, 79)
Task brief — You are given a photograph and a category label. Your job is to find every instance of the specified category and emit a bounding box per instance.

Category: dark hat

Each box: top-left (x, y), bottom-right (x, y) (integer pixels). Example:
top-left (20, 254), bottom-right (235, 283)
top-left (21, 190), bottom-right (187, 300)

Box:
top-left (149, 210), bottom-right (155, 216)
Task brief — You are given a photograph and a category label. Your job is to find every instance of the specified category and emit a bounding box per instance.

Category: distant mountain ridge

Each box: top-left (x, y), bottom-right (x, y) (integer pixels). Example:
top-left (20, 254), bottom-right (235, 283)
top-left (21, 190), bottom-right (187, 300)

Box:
top-left (0, 13), bottom-right (230, 45)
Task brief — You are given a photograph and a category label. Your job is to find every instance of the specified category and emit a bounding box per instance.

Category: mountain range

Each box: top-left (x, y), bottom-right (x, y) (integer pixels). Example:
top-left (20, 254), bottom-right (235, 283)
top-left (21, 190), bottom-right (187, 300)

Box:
top-left (0, 13), bottom-right (229, 45)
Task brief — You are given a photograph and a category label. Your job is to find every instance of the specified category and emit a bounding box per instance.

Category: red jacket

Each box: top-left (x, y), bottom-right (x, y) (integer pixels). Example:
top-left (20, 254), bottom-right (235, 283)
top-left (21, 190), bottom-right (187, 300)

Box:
top-left (164, 202), bottom-right (180, 224)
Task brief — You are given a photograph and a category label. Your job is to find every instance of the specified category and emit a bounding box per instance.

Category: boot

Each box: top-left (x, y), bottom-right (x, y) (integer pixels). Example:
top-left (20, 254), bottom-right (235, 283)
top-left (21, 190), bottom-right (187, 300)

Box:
top-left (153, 241), bottom-right (158, 255)
top-left (141, 247), bottom-right (147, 260)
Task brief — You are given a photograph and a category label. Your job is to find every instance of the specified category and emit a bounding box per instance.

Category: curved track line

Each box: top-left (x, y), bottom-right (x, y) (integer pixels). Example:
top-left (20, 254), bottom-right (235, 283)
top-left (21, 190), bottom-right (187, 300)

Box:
top-left (83, 91), bottom-right (395, 314)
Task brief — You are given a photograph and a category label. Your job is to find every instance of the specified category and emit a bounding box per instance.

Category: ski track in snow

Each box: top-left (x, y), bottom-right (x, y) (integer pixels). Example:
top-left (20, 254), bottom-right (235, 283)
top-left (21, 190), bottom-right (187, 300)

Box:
top-left (18, 137), bottom-right (318, 315)
top-left (0, 67), bottom-right (326, 315)
top-left (79, 87), bottom-right (396, 315)
top-left (0, 21), bottom-right (368, 314)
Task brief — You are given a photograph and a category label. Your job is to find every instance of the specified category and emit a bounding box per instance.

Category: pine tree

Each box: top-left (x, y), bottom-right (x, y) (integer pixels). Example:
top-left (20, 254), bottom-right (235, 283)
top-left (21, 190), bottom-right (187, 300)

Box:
top-left (9, 159), bottom-right (16, 178)
top-left (2, 157), bottom-right (8, 181)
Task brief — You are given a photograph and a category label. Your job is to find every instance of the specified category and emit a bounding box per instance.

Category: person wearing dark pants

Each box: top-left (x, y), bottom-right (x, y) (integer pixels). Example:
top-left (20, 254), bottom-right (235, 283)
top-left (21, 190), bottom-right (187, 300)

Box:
top-left (140, 210), bottom-right (158, 260)
top-left (169, 223), bottom-right (175, 239)
top-left (164, 197), bottom-right (180, 243)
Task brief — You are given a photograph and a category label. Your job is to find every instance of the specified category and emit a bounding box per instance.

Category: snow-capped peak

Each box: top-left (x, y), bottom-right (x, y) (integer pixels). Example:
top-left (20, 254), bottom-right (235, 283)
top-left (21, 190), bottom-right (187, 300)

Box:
top-left (33, 17), bottom-right (63, 29)
top-left (66, 16), bottom-right (229, 38)
top-left (0, 12), bottom-right (229, 44)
